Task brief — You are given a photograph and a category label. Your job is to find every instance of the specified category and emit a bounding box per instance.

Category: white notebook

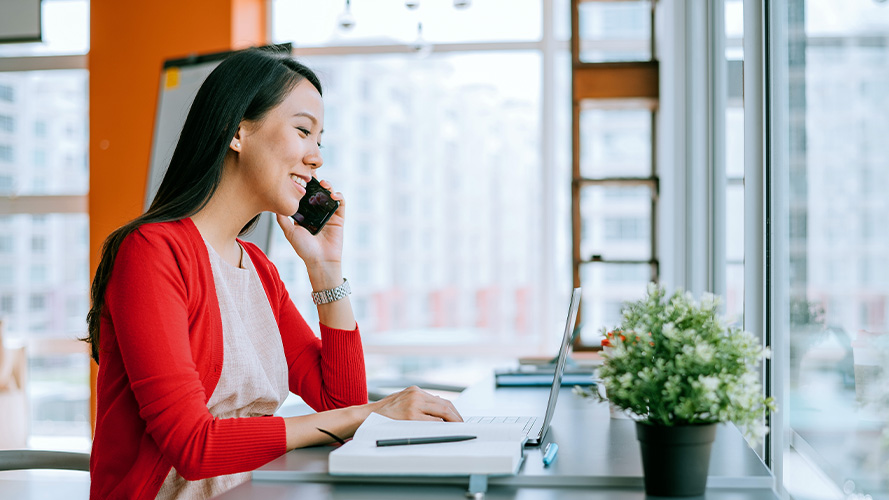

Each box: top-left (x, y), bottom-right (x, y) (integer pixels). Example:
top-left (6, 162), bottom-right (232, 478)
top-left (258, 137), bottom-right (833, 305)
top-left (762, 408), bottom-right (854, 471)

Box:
top-left (328, 413), bottom-right (527, 476)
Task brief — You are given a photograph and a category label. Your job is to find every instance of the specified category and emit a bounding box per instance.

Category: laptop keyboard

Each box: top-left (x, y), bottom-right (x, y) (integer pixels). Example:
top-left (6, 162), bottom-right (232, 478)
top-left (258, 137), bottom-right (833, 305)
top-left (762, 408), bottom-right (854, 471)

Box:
top-left (465, 416), bottom-right (539, 436)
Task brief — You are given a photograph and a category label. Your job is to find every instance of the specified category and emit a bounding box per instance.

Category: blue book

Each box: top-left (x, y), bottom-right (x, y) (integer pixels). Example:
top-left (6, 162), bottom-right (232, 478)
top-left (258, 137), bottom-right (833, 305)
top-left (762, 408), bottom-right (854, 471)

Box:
top-left (494, 367), bottom-right (597, 387)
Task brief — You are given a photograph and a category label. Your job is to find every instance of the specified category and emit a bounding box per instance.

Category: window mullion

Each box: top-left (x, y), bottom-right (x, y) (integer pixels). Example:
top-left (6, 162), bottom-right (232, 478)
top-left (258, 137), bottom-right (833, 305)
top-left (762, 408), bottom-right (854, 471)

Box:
top-left (0, 54), bottom-right (87, 72)
top-left (0, 195), bottom-right (88, 215)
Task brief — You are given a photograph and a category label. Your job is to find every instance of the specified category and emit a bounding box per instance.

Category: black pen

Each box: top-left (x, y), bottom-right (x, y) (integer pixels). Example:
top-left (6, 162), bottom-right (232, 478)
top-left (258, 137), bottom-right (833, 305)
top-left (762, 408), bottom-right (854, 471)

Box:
top-left (376, 435), bottom-right (477, 447)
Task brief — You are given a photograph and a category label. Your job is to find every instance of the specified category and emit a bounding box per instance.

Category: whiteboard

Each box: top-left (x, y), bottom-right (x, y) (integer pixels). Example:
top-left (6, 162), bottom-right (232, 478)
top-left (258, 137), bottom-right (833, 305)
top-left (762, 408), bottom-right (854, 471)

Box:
top-left (147, 47), bottom-right (290, 253)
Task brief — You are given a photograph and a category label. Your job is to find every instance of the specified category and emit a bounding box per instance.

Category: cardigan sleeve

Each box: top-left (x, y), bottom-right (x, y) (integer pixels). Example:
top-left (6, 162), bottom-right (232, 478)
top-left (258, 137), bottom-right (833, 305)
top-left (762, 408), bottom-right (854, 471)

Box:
top-left (242, 243), bottom-right (368, 410)
top-left (105, 227), bottom-right (286, 481)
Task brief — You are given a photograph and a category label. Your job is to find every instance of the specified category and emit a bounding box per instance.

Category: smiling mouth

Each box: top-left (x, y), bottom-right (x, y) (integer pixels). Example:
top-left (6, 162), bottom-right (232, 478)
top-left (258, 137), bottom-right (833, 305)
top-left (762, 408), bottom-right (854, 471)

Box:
top-left (290, 174), bottom-right (307, 189)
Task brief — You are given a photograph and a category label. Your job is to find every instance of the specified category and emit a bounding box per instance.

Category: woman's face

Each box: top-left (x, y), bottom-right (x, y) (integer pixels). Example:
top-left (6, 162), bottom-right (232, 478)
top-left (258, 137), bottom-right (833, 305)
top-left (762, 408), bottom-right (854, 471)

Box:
top-left (232, 78), bottom-right (324, 217)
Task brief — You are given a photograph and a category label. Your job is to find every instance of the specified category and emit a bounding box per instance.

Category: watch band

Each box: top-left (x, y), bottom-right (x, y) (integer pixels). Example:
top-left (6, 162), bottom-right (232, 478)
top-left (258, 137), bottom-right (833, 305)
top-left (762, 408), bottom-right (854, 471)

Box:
top-left (311, 278), bottom-right (351, 305)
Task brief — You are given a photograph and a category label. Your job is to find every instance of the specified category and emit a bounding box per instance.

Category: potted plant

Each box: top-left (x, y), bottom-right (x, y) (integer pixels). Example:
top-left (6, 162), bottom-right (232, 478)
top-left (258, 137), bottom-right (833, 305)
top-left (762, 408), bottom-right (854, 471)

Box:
top-left (585, 283), bottom-right (776, 497)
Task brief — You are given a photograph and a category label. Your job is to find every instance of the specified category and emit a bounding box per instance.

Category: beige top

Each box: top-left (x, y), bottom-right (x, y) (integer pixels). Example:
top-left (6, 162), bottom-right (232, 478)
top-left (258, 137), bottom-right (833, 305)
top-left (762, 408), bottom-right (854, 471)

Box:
top-left (156, 242), bottom-right (289, 500)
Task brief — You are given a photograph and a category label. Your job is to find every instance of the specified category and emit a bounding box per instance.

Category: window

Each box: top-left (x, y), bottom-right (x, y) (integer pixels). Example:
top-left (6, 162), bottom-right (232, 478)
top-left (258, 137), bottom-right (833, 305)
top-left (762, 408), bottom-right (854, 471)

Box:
top-left (270, 1), bottom-right (570, 383)
top-left (579, 185), bottom-right (652, 262)
top-left (0, 295), bottom-right (13, 314)
top-left (268, 51), bottom-right (548, 349)
top-left (0, 266), bottom-right (12, 284)
top-left (725, 0), bottom-right (744, 325)
top-left (603, 217), bottom-right (646, 241)
top-left (272, 0), bottom-right (541, 46)
top-left (773, 1), bottom-right (889, 497)
top-left (34, 120), bottom-right (47, 138)
top-left (576, 1), bottom-right (652, 63)
top-left (31, 149), bottom-right (46, 169)
top-left (0, 40), bottom-right (90, 450)
top-left (0, 115), bottom-right (13, 133)
top-left (30, 265), bottom-right (47, 283)
top-left (31, 235), bottom-right (46, 253)
top-left (0, 0), bottom-right (89, 57)
top-left (29, 293), bottom-right (46, 311)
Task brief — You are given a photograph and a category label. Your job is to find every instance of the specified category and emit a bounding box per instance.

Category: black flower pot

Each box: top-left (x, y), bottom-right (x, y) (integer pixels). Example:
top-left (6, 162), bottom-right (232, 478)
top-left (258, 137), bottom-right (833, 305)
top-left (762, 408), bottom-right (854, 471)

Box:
top-left (635, 421), bottom-right (717, 497)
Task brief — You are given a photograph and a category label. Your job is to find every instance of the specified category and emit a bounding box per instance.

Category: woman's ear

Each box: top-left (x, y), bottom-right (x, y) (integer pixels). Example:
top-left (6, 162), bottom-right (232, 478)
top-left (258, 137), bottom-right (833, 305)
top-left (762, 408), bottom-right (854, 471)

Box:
top-left (230, 125), bottom-right (245, 152)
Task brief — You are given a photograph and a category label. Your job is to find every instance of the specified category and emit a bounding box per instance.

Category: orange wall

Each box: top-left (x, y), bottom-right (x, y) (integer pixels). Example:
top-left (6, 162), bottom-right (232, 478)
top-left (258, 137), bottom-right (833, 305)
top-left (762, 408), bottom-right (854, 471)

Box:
top-left (88, 0), bottom-right (267, 429)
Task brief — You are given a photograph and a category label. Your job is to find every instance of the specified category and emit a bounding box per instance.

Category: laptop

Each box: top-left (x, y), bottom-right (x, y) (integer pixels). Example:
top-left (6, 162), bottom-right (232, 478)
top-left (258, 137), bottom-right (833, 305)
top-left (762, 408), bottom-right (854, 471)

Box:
top-left (464, 287), bottom-right (582, 447)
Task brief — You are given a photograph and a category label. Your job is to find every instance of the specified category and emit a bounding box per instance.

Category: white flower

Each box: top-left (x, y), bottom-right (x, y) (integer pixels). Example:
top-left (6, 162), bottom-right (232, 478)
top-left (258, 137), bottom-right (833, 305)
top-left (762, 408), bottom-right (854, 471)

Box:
top-left (647, 282), bottom-right (659, 296)
top-left (701, 292), bottom-right (717, 309)
top-left (697, 375), bottom-right (720, 403)
top-left (694, 343), bottom-right (715, 363)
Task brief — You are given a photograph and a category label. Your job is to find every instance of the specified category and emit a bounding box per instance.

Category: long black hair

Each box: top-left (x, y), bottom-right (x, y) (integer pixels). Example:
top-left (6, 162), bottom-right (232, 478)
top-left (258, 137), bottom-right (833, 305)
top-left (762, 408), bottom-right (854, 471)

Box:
top-left (84, 47), bottom-right (322, 363)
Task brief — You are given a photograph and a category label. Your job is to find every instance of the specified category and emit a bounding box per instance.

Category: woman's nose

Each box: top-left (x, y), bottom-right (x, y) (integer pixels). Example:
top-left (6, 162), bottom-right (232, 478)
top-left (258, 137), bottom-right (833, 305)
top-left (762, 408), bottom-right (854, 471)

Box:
top-left (305, 148), bottom-right (323, 170)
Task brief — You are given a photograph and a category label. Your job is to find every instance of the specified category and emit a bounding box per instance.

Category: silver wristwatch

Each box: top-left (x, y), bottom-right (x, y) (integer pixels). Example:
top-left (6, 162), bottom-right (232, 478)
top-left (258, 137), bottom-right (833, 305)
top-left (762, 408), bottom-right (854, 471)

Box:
top-left (311, 278), bottom-right (351, 305)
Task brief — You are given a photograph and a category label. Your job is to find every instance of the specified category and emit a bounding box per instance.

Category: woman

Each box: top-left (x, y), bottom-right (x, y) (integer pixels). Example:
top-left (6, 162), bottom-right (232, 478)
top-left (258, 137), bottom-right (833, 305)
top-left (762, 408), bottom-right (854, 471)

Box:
top-left (84, 47), bottom-right (462, 500)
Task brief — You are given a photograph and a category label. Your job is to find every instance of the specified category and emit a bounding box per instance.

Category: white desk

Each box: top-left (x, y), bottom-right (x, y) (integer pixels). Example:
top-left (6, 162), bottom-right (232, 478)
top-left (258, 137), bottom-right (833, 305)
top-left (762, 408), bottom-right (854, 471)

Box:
top-left (0, 377), bottom-right (780, 500)
top-left (218, 378), bottom-right (778, 499)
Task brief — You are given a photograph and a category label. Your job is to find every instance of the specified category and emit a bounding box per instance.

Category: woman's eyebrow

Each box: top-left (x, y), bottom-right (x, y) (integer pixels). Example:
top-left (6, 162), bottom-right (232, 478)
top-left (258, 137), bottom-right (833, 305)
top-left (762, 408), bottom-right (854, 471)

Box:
top-left (293, 111), bottom-right (323, 134)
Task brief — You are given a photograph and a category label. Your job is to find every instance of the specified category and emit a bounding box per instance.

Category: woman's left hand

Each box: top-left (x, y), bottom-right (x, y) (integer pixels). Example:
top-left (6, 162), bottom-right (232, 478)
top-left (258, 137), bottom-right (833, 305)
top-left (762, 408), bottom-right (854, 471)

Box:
top-left (275, 179), bottom-right (345, 268)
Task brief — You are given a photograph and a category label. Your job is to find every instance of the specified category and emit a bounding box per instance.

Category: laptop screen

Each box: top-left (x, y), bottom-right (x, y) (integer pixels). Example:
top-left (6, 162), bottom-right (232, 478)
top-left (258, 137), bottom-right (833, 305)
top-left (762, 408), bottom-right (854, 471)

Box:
top-left (534, 287), bottom-right (582, 440)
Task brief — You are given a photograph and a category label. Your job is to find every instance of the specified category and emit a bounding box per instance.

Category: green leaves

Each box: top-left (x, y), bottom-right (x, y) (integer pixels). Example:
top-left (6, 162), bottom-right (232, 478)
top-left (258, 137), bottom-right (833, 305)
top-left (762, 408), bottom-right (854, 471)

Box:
top-left (595, 283), bottom-right (777, 445)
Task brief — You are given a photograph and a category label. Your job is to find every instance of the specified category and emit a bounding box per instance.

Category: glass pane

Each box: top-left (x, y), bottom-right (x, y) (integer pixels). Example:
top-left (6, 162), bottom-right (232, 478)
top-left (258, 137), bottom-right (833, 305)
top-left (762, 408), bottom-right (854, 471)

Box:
top-left (780, 1), bottom-right (889, 496)
top-left (725, 0), bottom-right (744, 60)
top-left (554, 50), bottom-right (573, 299)
top-left (579, 185), bottom-right (652, 262)
top-left (577, 1), bottom-right (651, 63)
top-left (0, 70), bottom-right (89, 196)
top-left (272, 0), bottom-right (541, 47)
top-left (726, 107), bottom-right (744, 178)
top-left (554, 0), bottom-right (571, 42)
top-left (266, 51), bottom-right (557, 352)
top-left (725, 263), bottom-right (744, 326)
top-left (725, 183), bottom-right (743, 326)
top-left (28, 351), bottom-right (91, 450)
top-left (577, 262), bottom-right (650, 347)
top-left (0, 0), bottom-right (90, 57)
top-left (579, 107), bottom-right (651, 178)
top-left (725, 0), bottom-right (744, 331)
top-left (726, 184), bottom-right (744, 262)
top-left (0, 214), bottom-right (89, 338)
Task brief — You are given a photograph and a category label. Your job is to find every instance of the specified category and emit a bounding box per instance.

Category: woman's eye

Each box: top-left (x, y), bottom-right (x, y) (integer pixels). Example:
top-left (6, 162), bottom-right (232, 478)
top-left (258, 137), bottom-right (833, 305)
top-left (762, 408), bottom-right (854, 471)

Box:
top-left (296, 127), bottom-right (310, 136)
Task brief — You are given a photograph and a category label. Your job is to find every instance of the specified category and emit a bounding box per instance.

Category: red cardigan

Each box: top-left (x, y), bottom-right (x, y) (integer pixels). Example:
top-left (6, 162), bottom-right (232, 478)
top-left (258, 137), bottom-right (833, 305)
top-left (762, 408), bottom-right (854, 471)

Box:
top-left (90, 219), bottom-right (367, 500)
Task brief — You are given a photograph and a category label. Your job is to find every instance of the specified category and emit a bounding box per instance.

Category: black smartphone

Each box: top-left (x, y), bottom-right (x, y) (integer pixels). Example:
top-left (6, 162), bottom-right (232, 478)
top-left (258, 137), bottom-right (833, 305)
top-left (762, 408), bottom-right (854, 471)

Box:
top-left (291, 177), bottom-right (340, 235)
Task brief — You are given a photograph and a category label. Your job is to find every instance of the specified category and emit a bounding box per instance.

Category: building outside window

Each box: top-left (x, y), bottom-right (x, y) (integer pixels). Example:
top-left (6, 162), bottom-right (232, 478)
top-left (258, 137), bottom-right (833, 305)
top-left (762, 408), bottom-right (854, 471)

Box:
top-left (0, 115), bottom-right (13, 133)
top-left (774, 1), bottom-right (889, 497)
top-left (270, 0), bottom-right (573, 383)
top-left (0, 0), bottom-right (91, 451)
top-left (0, 145), bottom-right (12, 163)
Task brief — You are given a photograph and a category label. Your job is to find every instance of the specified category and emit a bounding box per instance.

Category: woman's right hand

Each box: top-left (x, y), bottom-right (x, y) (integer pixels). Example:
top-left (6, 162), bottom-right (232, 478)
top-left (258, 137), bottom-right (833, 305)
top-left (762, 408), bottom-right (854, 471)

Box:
top-left (284, 386), bottom-right (464, 449)
top-left (369, 386), bottom-right (464, 422)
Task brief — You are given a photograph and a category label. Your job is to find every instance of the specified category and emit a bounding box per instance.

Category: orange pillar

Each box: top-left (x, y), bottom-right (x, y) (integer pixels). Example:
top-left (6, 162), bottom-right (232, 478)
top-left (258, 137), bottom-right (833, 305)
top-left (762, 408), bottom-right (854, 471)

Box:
top-left (88, 0), bottom-right (267, 432)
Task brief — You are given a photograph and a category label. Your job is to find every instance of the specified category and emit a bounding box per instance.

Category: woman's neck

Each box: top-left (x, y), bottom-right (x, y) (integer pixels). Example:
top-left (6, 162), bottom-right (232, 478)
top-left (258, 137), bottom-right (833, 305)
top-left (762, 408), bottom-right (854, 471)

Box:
top-left (190, 183), bottom-right (257, 268)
